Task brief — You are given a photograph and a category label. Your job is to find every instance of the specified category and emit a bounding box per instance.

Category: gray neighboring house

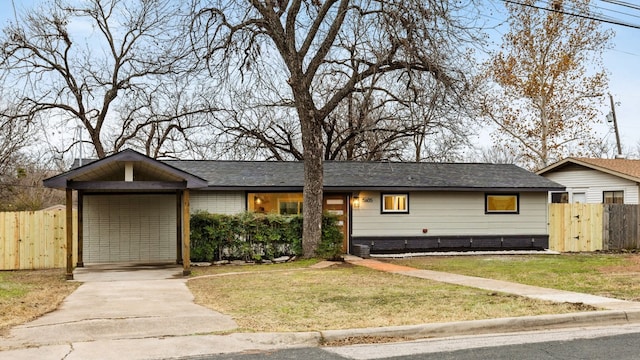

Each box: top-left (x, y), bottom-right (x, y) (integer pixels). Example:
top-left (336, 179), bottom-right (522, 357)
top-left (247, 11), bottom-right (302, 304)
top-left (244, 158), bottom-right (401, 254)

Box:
top-left (44, 149), bottom-right (564, 277)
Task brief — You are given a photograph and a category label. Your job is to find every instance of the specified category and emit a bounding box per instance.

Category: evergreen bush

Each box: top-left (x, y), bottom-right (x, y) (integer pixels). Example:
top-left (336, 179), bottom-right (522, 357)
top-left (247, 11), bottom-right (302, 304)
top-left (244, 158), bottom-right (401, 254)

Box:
top-left (190, 211), bottom-right (342, 262)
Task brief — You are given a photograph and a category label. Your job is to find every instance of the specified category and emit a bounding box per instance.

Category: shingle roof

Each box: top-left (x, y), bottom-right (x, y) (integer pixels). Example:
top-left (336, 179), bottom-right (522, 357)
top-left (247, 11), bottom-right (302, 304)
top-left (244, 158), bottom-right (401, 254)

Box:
top-left (572, 158), bottom-right (640, 180)
top-left (537, 157), bottom-right (640, 182)
top-left (166, 160), bottom-right (563, 191)
top-left (51, 149), bottom-right (562, 191)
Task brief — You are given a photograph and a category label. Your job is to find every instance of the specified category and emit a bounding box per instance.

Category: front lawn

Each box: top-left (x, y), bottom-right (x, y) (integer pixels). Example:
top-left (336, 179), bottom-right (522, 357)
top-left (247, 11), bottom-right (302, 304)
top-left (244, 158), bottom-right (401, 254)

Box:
top-left (187, 262), bottom-right (593, 333)
top-left (384, 253), bottom-right (640, 300)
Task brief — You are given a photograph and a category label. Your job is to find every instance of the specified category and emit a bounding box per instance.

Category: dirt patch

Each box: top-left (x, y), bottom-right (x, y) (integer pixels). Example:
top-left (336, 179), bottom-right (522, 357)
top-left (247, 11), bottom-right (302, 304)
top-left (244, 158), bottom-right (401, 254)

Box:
top-left (597, 255), bottom-right (640, 274)
top-left (348, 259), bottom-right (418, 272)
top-left (322, 335), bottom-right (413, 347)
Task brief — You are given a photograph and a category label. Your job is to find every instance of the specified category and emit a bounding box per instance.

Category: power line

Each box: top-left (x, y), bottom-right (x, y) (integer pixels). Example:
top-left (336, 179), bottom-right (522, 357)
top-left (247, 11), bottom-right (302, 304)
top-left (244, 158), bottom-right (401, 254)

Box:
top-left (503, 0), bottom-right (640, 30)
top-left (601, 0), bottom-right (640, 12)
top-left (591, 1), bottom-right (640, 20)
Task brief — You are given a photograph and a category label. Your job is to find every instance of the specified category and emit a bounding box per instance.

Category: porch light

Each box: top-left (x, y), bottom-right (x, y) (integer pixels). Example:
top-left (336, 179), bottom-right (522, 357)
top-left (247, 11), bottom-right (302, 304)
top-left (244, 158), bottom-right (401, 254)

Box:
top-left (352, 196), bottom-right (360, 209)
top-left (255, 196), bottom-right (262, 205)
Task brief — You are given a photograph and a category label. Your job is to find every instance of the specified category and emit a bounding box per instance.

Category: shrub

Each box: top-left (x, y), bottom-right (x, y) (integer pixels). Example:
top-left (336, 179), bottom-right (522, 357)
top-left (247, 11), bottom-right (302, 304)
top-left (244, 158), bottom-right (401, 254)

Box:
top-left (317, 213), bottom-right (344, 260)
top-left (190, 211), bottom-right (342, 262)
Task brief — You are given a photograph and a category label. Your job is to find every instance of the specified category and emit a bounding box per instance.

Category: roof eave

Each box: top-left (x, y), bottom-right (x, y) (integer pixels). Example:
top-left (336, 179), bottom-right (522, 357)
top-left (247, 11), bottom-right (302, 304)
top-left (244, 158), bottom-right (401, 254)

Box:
top-left (538, 158), bottom-right (640, 183)
top-left (197, 185), bottom-right (565, 192)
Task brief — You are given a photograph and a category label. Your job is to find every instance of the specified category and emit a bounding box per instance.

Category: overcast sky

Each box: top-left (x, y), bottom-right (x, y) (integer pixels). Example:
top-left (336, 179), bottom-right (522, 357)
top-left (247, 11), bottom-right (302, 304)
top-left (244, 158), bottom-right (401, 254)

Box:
top-left (1, 0), bottom-right (638, 156)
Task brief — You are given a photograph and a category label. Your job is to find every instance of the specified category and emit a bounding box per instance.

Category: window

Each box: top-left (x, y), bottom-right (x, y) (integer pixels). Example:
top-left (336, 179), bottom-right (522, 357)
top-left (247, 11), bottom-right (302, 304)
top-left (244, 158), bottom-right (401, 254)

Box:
top-left (248, 193), bottom-right (303, 215)
top-left (551, 192), bottom-right (569, 203)
top-left (603, 191), bottom-right (624, 204)
top-left (485, 194), bottom-right (519, 214)
top-left (381, 193), bottom-right (409, 213)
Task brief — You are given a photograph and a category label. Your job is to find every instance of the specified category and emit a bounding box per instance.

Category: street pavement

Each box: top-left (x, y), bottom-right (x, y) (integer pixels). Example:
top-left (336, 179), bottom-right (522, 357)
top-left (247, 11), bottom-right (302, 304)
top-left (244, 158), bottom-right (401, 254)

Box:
top-left (2, 256), bottom-right (640, 359)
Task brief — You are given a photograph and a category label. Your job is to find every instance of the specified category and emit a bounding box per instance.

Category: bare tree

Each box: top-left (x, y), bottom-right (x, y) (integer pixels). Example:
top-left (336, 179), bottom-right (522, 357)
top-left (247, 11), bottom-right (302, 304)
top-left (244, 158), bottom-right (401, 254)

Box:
top-left (211, 42), bottom-right (478, 163)
top-left (0, 101), bottom-right (33, 179)
top-left (470, 146), bottom-right (523, 165)
top-left (0, 150), bottom-right (66, 211)
top-left (191, 0), bottom-right (481, 256)
top-left (630, 141), bottom-right (640, 160)
top-left (0, 0), bottom-right (218, 159)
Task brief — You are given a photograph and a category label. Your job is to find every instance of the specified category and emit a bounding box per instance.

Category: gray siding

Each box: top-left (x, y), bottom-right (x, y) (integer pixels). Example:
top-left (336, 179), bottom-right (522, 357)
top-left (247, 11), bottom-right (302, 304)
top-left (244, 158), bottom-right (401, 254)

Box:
top-left (544, 168), bottom-right (639, 204)
top-left (190, 191), bottom-right (244, 214)
top-left (83, 194), bottom-right (176, 263)
top-left (352, 191), bottom-right (548, 237)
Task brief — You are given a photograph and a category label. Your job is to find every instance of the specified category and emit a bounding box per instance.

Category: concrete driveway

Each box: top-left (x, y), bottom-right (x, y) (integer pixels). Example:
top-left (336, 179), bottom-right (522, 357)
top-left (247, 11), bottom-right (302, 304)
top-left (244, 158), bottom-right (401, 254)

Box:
top-left (0, 263), bottom-right (238, 350)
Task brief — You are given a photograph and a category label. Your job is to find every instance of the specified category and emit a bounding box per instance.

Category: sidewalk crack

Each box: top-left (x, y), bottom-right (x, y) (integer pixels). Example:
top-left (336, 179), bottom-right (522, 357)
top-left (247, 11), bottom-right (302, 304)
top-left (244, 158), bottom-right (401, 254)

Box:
top-left (61, 343), bottom-right (74, 360)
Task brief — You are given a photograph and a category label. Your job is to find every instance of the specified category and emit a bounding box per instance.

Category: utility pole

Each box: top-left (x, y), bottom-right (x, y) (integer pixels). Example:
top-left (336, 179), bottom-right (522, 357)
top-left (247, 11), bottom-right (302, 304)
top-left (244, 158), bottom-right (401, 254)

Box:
top-left (607, 93), bottom-right (622, 157)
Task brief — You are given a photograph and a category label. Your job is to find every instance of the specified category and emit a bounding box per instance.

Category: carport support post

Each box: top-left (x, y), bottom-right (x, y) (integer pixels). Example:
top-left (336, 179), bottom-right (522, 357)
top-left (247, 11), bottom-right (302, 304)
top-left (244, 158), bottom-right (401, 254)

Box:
top-left (77, 190), bottom-right (84, 267)
top-left (182, 189), bottom-right (191, 276)
top-left (176, 192), bottom-right (182, 264)
top-left (65, 188), bottom-right (74, 280)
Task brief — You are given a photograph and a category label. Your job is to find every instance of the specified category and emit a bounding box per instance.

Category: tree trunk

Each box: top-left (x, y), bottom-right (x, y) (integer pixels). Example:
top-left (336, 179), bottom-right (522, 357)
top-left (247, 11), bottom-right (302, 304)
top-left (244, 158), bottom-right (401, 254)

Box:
top-left (300, 110), bottom-right (324, 258)
top-left (90, 131), bottom-right (106, 159)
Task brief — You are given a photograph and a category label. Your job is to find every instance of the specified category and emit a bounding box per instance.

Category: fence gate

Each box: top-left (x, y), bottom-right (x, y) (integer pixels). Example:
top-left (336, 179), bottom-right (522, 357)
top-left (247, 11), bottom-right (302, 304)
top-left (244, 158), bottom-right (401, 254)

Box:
top-left (548, 204), bottom-right (603, 252)
top-left (604, 204), bottom-right (640, 250)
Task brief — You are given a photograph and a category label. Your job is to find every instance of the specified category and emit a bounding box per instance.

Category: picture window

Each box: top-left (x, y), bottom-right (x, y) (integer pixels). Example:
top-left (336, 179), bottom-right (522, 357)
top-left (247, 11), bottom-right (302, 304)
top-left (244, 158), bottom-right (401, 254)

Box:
top-left (485, 194), bottom-right (519, 214)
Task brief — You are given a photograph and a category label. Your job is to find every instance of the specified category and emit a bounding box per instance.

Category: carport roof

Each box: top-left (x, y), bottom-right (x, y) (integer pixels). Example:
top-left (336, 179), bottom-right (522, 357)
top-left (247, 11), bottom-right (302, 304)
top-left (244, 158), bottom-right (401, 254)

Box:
top-left (43, 149), bottom-right (208, 190)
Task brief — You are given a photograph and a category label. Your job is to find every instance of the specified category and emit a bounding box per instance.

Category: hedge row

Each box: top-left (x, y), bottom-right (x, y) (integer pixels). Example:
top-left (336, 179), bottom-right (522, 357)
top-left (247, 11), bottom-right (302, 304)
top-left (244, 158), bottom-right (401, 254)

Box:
top-left (190, 211), bottom-right (343, 262)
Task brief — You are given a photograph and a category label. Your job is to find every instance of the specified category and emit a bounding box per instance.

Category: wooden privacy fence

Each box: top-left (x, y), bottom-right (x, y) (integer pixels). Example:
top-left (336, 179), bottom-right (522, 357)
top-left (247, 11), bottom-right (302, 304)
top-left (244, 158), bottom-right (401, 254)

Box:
top-left (0, 209), bottom-right (77, 270)
top-left (604, 205), bottom-right (640, 250)
top-left (549, 204), bottom-right (640, 252)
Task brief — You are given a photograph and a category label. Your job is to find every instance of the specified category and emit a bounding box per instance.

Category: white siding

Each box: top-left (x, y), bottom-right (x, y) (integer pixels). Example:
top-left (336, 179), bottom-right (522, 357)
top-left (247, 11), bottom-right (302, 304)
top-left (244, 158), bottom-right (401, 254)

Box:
top-left (544, 168), bottom-right (639, 204)
top-left (84, 194), bottom-right (176, 263)
top-left (190, 191), bottom-right (244, 214)
top-left (352, 191), bottom-right (548, 237)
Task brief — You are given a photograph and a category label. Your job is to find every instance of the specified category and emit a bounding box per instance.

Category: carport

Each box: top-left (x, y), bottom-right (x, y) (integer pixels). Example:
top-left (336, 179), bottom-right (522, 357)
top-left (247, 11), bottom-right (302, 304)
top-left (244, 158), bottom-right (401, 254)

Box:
top-left (43, 149), bottom-right (208, 279)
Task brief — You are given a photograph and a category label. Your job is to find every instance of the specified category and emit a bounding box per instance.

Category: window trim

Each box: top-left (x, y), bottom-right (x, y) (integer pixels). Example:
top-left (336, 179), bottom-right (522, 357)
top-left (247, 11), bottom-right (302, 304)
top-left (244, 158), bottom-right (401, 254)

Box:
top-left (485, 193), bottom-right (520, 214)
top-left (550, 191), bottom-right (569, 204)
top-left (603, 190), bottom-right (624, 204)
top-left (380, 193), bottom-right (409, 214)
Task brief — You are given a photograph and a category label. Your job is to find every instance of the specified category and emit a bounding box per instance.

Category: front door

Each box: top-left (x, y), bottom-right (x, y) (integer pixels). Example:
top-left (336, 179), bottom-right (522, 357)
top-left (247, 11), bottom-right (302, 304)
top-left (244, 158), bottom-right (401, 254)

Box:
top-left (323, 194), bottom-right (349, 252)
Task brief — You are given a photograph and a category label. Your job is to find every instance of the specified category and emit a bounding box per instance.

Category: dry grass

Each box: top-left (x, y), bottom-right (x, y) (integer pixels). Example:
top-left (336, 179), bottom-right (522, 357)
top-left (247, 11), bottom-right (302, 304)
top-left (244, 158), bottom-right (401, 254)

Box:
top-left (188, 262), bottom-right (593, 333)
top-left (190, 258), bottom-right (320, 277)
top-left (0, 269), bottom-right (80, 335)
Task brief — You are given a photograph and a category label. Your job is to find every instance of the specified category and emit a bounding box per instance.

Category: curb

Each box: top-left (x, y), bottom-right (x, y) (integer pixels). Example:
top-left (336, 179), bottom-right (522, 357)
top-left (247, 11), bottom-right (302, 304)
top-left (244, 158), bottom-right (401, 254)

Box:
top-left (4, 311), bottom-right (640, 359)
top-left (319, 310), bottom-right (640, 343)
